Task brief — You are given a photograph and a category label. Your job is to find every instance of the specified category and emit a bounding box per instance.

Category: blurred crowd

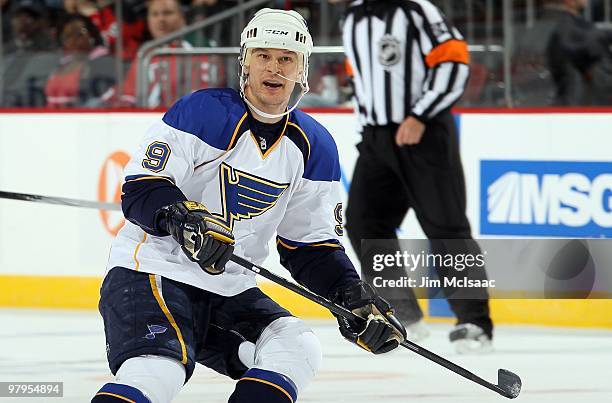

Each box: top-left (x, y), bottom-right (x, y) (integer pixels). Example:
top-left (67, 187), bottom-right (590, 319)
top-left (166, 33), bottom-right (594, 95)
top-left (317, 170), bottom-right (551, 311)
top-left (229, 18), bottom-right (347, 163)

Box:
top-left (0, 0), bottom-right (231, 108)
top-left (0, 0), bottom-right (611, 109)
top-left (512, 0), bottom-right (612, 106)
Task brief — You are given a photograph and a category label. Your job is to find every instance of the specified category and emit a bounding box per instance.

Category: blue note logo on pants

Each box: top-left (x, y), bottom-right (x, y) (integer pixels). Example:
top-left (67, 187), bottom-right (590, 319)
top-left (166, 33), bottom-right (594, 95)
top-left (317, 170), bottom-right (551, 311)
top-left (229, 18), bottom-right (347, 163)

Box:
top-left (144, 324), bottom-right (168, 340)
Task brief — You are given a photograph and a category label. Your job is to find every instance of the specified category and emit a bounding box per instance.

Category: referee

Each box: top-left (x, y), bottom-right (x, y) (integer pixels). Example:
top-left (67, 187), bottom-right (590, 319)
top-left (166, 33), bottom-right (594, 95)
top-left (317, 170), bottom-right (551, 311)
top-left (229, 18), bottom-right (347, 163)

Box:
top-left (340, 0), bottom-right (494, 352)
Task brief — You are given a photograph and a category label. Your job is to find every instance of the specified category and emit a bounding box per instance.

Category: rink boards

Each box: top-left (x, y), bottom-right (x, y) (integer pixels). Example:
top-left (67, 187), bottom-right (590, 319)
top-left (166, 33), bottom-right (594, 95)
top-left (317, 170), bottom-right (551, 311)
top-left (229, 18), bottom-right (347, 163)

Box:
top-left (1, 108), bottom-right (611, 328)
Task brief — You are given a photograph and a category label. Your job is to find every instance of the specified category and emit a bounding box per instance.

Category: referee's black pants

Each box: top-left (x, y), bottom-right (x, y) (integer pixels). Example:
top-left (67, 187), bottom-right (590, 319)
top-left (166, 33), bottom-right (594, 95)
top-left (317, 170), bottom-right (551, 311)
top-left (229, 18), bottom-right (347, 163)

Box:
top-left (345, 112), bottom-right (492, 337)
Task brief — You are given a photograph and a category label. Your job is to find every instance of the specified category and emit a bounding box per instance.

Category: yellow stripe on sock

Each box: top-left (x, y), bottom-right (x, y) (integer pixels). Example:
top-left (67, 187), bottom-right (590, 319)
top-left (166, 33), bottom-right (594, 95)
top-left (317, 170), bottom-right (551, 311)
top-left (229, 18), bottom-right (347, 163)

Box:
top-left (240, 377), bottom-right (294, 403)
top-left (94, 392), bottom-right (136, 403)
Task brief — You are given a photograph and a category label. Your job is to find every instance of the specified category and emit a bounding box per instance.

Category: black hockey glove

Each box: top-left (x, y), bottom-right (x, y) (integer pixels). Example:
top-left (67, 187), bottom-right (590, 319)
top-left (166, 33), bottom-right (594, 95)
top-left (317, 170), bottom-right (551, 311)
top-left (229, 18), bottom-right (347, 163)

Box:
top-left (157, 201), bottom-right (235, 275)
top-left (332, 281), bottom-right (407, 354)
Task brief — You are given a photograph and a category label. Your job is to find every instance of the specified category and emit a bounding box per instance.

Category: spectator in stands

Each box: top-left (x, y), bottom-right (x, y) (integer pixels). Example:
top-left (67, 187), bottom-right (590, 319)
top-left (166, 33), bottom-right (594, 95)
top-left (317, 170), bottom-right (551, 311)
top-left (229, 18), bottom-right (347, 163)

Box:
top-left (62, 0), bottom-right (146, 60)
top-left (103, 0), bottom-right (225, 108)
top-left (544, 0), bottom-right (612, 105)
top-left (4, 0), bottom-right (55, 53)
top-left (1, 0), bottom-right (59, 106)
top-left (44, 13), bottom-right (115, 108)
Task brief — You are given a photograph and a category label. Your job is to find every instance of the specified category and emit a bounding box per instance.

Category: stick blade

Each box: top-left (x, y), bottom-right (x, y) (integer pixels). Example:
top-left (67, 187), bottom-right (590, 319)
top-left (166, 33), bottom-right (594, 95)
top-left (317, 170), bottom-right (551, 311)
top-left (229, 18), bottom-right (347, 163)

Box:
top-left (497, 369), bottom-right (522, 399)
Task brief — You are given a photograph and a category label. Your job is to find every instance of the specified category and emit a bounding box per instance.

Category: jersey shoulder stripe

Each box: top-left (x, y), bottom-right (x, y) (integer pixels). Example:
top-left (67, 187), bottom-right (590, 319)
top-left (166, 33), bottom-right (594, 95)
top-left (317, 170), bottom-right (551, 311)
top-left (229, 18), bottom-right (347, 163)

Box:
top-left (289, 109), bottom-right (341, 182)
top-left (162, 88), bottom-right (248, 151)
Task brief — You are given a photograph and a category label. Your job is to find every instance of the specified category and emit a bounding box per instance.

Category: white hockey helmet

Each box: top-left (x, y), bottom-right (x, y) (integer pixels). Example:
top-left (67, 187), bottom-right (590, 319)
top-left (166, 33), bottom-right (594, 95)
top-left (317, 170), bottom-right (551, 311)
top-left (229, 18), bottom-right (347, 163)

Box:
top-left (239, 8), bottom-right (314, 116)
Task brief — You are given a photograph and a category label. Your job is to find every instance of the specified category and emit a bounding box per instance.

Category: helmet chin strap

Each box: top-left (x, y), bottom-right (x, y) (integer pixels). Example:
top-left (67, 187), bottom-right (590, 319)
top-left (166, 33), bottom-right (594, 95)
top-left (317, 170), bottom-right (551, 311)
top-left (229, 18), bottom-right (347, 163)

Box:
top-left (243, 72), bottom-right (309, 120)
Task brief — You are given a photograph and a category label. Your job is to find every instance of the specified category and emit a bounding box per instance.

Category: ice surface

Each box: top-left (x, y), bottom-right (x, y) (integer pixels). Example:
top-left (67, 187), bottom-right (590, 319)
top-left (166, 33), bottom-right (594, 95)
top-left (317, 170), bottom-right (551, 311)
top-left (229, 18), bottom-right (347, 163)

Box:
top-left (0, 309), bottom-right (610, 402)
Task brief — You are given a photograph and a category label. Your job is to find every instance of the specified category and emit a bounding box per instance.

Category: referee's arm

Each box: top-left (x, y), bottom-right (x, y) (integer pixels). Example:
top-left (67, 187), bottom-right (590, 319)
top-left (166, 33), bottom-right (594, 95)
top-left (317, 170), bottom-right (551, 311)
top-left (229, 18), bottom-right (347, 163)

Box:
top-left (410, 10), bottom-right (470, 122)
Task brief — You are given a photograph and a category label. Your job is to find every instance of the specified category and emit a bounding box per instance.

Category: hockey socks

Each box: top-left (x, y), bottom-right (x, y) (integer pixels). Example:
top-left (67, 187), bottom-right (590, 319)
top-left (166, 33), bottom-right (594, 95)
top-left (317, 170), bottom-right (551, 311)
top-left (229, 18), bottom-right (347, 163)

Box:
top-left (91, 383), bottom-right (151, 403)
top-left (229, 368), bottom-right (298, 403)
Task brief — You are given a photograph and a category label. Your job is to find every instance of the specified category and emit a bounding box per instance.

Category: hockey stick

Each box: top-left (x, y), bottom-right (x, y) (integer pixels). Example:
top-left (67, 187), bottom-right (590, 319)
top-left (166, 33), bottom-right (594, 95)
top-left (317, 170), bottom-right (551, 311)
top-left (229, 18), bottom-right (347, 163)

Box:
top-left (0, 190), bottom-right (121, 211)
top-left (0, 189), bottom-right (521, 398)
top-left (230, 254), bottom-right (522, 399)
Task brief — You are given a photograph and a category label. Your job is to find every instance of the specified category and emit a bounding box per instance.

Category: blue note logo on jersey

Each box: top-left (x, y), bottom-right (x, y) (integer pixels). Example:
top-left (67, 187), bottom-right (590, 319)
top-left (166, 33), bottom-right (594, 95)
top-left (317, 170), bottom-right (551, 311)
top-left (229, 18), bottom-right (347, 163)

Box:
top-left (144, 324), bottom-right (167, 340)
top-left (215, 163), bottom-right (289, 229)
top-left (481, 160), bottom-right (612, 237)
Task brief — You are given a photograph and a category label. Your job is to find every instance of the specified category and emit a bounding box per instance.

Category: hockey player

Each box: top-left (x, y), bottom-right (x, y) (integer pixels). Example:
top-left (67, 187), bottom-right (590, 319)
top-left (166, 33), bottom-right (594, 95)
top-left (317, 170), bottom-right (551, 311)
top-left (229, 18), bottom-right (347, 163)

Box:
top-left (92, 8), bottom-right (406, 403)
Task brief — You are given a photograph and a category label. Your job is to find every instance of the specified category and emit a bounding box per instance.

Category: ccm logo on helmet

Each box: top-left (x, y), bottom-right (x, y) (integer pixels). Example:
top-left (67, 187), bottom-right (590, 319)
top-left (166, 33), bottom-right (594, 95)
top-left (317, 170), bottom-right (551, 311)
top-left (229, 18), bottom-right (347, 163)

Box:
top-left (264, 29), bottom-right (289, 35)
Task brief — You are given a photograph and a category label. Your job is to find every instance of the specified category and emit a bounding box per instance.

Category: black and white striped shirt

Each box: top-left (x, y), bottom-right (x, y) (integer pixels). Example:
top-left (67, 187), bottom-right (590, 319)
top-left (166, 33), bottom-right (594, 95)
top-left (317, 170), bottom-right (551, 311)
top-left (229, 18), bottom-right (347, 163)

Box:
top-left (343, 0), bottom-right (470, 127)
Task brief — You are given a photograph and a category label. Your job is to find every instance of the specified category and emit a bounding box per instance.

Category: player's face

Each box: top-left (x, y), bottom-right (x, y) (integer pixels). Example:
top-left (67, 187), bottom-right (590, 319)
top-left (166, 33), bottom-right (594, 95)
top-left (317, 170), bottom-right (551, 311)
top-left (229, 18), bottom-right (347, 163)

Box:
top-left (245, 48), bottom-right (300, 115)
top-left (147, 0), bottom-right (185, 39)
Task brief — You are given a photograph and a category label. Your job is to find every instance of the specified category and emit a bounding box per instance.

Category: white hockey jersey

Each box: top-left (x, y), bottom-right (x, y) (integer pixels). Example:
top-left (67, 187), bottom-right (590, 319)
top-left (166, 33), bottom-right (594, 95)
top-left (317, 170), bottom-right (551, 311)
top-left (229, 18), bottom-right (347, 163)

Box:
top-left (107, 88), bottom-right (344, 296)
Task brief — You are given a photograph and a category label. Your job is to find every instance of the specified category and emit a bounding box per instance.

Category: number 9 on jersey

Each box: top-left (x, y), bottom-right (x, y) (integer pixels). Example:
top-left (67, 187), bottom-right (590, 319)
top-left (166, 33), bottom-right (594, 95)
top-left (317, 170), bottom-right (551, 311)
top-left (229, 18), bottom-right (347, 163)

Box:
top-left (142, 141), bottom-right (171, 173)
